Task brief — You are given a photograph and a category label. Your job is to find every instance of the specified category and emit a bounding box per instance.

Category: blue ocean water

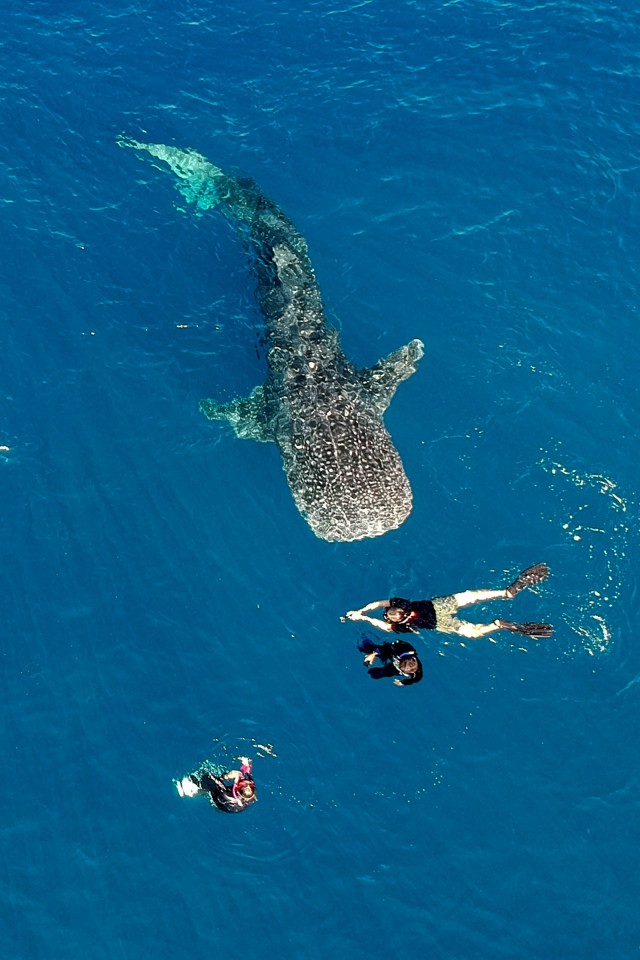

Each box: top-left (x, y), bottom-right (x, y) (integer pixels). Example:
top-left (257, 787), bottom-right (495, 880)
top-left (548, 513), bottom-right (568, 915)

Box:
top-left (1, 0), bottom-right (638, 957)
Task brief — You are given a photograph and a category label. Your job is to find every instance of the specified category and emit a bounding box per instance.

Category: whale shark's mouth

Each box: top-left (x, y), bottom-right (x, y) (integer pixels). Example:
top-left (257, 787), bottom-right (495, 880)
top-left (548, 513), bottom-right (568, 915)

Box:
top-left (290, 446), bottom-right (415, 542)
top-left (304, 495), bottom-right (414, 542)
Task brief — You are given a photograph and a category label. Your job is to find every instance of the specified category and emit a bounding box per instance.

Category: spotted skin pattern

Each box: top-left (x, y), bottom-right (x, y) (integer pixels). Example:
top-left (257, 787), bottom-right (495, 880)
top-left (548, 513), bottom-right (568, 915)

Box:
top-left (120, 138), bottom-right (424, 542)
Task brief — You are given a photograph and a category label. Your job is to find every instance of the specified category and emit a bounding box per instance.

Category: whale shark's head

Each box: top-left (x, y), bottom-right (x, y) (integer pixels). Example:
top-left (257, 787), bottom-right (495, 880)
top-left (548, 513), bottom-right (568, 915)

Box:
top-left (281, 414), bottom-right (414, 542)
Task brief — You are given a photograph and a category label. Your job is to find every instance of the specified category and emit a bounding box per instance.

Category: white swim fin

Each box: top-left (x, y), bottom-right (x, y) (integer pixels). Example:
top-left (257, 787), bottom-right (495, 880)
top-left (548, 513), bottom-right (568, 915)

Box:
top-left (176, 776), bottom-right (200, 798)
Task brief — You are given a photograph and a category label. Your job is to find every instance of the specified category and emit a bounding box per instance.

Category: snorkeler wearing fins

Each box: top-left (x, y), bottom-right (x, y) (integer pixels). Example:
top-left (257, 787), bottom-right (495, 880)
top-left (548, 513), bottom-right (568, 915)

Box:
top-left (343, 563), bottom-right (552, 640)
top-left (176, 757), bottom-right (257, 813)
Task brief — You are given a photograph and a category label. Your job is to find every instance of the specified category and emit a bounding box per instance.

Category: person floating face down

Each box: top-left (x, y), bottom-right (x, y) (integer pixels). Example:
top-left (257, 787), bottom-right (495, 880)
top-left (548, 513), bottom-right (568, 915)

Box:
top-left (176, 757), bottom-right (257, 813)
top-left (343, 564), bottom-right (553, 641)
top-left (358, 636), bottom-right (423, 687)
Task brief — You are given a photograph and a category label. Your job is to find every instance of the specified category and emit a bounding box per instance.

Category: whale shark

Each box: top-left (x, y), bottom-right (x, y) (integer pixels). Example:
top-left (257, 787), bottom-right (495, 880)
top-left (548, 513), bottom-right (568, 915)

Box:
top-left (119, 137), bottom-right (424, 542)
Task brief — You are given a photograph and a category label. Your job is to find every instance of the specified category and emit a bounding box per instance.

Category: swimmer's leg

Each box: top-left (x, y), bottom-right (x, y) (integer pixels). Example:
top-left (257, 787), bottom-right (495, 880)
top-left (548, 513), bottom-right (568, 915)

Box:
top-left (453, 565), bottom-right (550, 608)
top-left (455, 619), bottom-right (553, 640)
top-left (453, 588), bottom-right (508, 609)
top-left (454, 619), bottom-right (503, 639)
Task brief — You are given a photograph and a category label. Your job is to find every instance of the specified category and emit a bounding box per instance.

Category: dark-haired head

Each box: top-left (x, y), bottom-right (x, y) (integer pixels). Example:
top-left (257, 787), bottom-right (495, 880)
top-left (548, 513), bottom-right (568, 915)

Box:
top-left (385, 605), bottom-right (408, 623)
top-left (398, 655), bottom-right (419, 676)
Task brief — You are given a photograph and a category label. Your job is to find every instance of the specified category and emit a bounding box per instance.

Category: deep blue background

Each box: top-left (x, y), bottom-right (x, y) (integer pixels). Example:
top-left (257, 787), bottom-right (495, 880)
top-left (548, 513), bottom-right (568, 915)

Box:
top-left (1, 1), bottom-right (638, 957)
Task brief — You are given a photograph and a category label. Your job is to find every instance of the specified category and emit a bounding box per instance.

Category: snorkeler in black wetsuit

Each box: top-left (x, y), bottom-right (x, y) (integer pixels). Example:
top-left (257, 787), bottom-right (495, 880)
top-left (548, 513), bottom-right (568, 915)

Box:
top-left (358, 636), bottom-right (423, 686)
top-left (176, 758), bottom-right (257, 813)
top-left (344, 563), bottom-right (552, 640)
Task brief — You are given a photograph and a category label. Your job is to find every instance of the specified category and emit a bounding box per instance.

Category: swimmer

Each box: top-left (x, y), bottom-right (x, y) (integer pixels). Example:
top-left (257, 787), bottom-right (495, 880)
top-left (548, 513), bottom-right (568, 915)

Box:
top-left (358, 636), bottom-right (423, 686)
top-left (176, 757), bottom-right (257, 813)
top-left (343, 563), bottom-right (552, 640)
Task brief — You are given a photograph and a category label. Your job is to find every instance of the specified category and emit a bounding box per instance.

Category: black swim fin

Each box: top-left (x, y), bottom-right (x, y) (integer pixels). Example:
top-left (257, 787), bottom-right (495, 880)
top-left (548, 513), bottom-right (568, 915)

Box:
top-left (506, 563), bottom-right (550, 598)
top-left (496, 619), bottom-right (553, 639)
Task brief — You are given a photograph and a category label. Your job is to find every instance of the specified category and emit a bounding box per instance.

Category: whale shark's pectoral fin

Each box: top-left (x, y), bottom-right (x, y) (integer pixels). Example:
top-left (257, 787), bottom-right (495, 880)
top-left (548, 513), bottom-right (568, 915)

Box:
top-left (360, 338), bottom-right (425, 416)
top-left (200, 386), bottom-right (275, 442)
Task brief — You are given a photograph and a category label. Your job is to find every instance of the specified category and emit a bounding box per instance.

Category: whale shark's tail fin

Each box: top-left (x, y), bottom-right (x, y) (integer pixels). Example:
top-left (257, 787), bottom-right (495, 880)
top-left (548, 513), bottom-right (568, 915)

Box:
top-left (117, 135), bottom-right (229, 215)
top-left (118, 136), bottom-right (314, 273)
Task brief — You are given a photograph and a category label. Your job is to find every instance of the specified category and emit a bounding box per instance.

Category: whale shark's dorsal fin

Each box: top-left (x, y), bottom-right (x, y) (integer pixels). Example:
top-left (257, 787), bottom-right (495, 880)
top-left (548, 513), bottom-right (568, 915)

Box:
top-left (200, 386), bottom-right (275, 442)
top-left (360, 338), bottom-right (425, 416)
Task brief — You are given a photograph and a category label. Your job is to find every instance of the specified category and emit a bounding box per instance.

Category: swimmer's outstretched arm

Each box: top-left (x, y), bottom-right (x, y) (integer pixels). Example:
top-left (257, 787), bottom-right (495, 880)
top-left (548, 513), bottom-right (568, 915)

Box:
top-left (359, 600), bottom-right (390, 613)
top-left (348, 612), bottom-right (394, 633)
top-left (343, 599), bottom-right (390, 622)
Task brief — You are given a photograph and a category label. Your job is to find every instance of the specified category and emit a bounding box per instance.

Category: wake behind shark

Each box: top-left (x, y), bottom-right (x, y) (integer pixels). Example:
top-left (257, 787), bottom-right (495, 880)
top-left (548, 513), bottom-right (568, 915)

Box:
top-left (119, 137), bottom-right (424, 542)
